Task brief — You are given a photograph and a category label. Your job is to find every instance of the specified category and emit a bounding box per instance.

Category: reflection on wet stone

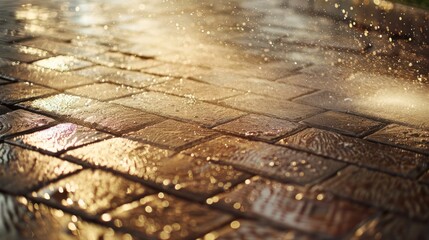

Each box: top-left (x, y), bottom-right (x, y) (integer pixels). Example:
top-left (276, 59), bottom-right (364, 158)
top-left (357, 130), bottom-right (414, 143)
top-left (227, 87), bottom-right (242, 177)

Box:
top-left (8, 123), bottom-right (111, 154)
top-left (0, 143), bottom-right (81, 194)
top-left (211, 177), bottom-right (373, 237)
top-left (108, 193), bottom-right (232, 240)
top-left (66, 83), bottom-right (142, 101)
top-left (0, 193), bottom-right (134, 240)
top-left (35, 169), bottom-right (154, 215)
top-left (34, 56), bottom-right (93, 72)
top-left (0, 44), bottom-right (53, 62)
top-left (321, 166), bottom-right (429, 220)
top-left (0, 82), bottom-right (57, 104)
top-left (0, 109), bottom-right (55, 139)
top-left (184, 136), bottom-right (345, 184)
top-left (279, 128), bottom-right (428, 177)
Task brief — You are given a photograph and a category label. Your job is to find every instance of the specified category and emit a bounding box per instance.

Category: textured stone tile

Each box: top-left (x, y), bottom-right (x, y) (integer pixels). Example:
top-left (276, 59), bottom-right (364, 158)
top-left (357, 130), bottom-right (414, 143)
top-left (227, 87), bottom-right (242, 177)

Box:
top-left (215, 114), bottom-right (302, 141)
top-left (0, 109), bottom-right (55, 139)
top-left (197, 70), bottom-right (313, 99)
top-left (0, 143), bottom-right (81, 194)
top-left (221, 94), bottom-right (322, 121)
top-left (0, 57), bottom-right (13, 67)
top-left (35, 169), bottom-right (153, 215)
top-left (0, 44), bottom-right (53, 62)
top-left (184, 136), bottom-right (345, 185)
top-left (366, 124), bottom-right (429, 155)
top-left (212, 177), bottom-right (373, 237)
top-left (148, 79), bottom-right (241, 101)
top-left (20, 38), bottom-right (106, 58)
top-left (62, 138), bottom-right (173, 175)
top-left (321, 166), bottom-right (429, 220)
top-left (302, 111), bottom-right (383, 137)
top-left (85, 52), bottom-right (162, 70)
top-left (113, 92), bottom-right (245, 127)
top-left (74, 65), bottom-right (171, 88)
top-left (34, 56), bottom-right (93, 71)
top-left (66, 83), bottom-right (142, 101)
top-left (125, 119), bottom-right (215, 150)
top-left (107, 194), bottom-right (232, 240)
top-left (8, 123), bottom-right (111, 154)
top-left (231, 61), bottom-right (305, 80)
top-left (279, 128), bottom-right (428, 177)
top-left (0, 64), bottom-right (98, 90)
top-left (295, 90), bottom-right (429, 129)
top-left (0, 82), bottom-right (57, 104)
top-left (350, 214), bottom-right (429, 240)
top-left (20, 94), bottom-right (163, 133)
top-left (0, 193), bottom-right (134, 240)
top-left (203, 220), bottom-right (316, 240)
top-left (144, 62), bottom-right (211, 78)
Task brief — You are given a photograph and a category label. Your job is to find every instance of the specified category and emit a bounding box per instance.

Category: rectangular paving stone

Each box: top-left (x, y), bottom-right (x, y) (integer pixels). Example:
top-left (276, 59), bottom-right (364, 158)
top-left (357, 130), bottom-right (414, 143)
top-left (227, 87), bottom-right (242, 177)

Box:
top-left (230, 61), bottom-right (306, 80)
top-left (0, 193), bottom-right (133, 240)
top-left (0, 57), bottom-right (13, 67)
top-left (148, 78), bottom-right (241, 101)
top-left (0, 64), bottom-right (98, 90)
top-left (125, 119), bottom-right (215, 150)
top-left (74, 65), bottom-right (171, 88)
top-left (321, 166), bottom-right (429, 221)
top-left (8, 123), bottom-right (111, 154)
top-left (196, 70), bottom-right (314, 100)
top-left (0, 82), bottom-right (57, 104)
top-left (20, 38), bottom-right (107, 58)
top-left (0, 143), bottom-right (81, 194)
top-left (85, 52), bottom-right (162, 70)
top-left (302, 111), bottom-right (383, 137)
top-left (20, 94), bottom-right (163, 134)
top-left (0, 44), bottom-right (53, 62)
top-left (204, 219), bottom-right (316, 240)
top-left (366, 124), bottom-right (429, 155)
top-left (107, 193), bottom-right (232, 240)
top-left (211, 177), bottom-right (373, 237)
top-left (144, 62), bottom-right (211, 78)
top-left (350, 214), bottom-right (429, 240)
top-left (183, 136), bottom-right (345, 185)
top-left (221, 94), bottom-right (323, 121)
top-left (279, 128), bottom-right (428, 177)
top-left (113, 92), bottom-right (245, 127)
top-left (215, 114), bottom-right (303, 141)
top-left (34, 56), bottom-right (94, 72)
top-left (62, 138), bottom-right (174, 175)
top-left (66, 83), bottom-right (143, 101)
top-left (0, 109), bottom-right (55, 139)
top-left (35, 169), bottom-right (154, 215)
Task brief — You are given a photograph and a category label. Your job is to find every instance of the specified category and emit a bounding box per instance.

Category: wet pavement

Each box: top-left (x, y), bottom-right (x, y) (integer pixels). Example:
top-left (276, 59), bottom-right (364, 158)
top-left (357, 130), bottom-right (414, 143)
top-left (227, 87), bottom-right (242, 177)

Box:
top-left (0, 0), bottom-right (429, 239)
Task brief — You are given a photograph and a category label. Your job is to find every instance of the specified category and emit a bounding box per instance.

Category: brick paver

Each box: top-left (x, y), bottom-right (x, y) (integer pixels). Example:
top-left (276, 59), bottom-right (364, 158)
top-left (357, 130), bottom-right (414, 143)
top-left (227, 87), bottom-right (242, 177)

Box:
top-left (0, 0), bottom-right (428, 239)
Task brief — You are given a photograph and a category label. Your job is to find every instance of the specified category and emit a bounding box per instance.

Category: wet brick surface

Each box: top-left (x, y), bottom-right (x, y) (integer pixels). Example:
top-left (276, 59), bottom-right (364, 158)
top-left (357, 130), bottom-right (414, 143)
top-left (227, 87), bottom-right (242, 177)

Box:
top-left (0, 0), bottom-right (428, 238)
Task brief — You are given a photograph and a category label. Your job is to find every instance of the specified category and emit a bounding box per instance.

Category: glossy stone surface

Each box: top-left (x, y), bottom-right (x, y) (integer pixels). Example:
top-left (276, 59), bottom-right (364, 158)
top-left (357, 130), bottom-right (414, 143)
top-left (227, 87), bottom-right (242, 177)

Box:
top-left (0, 193), bottom-right (134, 240)
top-left (85, 52), bottom-right (161, 70)
top-left (125, 119), bottom-right (215, 150)
top-left (108, 194), bottom-right (232, 240)
top-left (279, 128), bottom-right (428, 177)
top-left (0, 64), bottom-right (98, 90)
top-left (215, 114), bottom-right (302, 141)
top-left (0, 109), bottom-right (55, 139)
top-left (366, 124), bottom-right (429, 155)
top-left (21, 94), bottom-right (163, 133)
top-left (20, 38), bottom-right (106, 57)
top-left (221, 94), bottom-right (322, 121)
top-left (184, 136), bottom-right (345, 185)
top-left (148, 78), bottom-right (241, 101)
top-left (350, 214), bottom-right (429, 240)
top-left (66, 83), bottom-right (142, 101)
top-left (321, 166), bottom-right (429, 220)
top-left (212, 177), bottom-right (373, 237)
top-left (113, 92), bottom-right (245, 127)
top-left (0, 82), bottom-right (57, 104)
top-left (9, 123), bottom-right (111, 154)
top-left (203, 220), bottom-right (316, 240)
top-left (0, 44), bottom-right (53, 62)
top-left (34, 56), bottom-right (93, 71)
top-left (0, 143), bottom-right (81, 194)
top-left (35, 169), bottom-right (153, 215)
top-left (62, 138), bottom-right (174, 176)
top-left (302, 111), bottom-right (383, 137)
